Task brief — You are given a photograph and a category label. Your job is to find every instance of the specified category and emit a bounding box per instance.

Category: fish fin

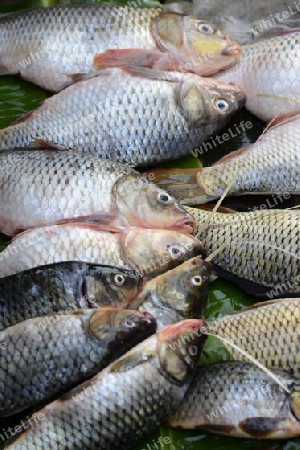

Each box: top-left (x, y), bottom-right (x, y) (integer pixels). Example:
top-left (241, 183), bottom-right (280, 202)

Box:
top-left (54, 214), bottom-right (128, 231)
top-left (213, 146), bottom-right (249, 165)
top-left (9, 109), bottom-right (35, 126)
top-left (29, 139), bottom-right (68, 150)
top-left (93, 49), bottom-right (181, 73)
top-left (63, 72), bottom-right (88, 82)
top-left (212, 264), bottom-right (273, 297)
top-left (243, 298), bottom-right (294, 312)
top-left (122, 64), bottom-right (182, 80)
top-left (199, 424), bottom-right (235, 435)
top-left (270, 28), bottom-right (300, 37)
top-left (268, 109), bottom-right (300, 128)
top-left (201, 204), bottom-right (237, 213)
top-left (0, 63), bottom-right (11, 75)
top-left (239, 417), bottom-right (286, 438)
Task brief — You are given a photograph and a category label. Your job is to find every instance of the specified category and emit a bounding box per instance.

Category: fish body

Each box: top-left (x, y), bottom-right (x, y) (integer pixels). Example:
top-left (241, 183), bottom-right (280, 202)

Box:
top-left (167, 361), bottom-right (300, 439)
top-left (4, 319), bottom-right (206, 449)
top-left (0, 223), bottom-right (203, 278)
top-left (214, 31), bottom-right (300, 121)
top-left (0, 5), bottom-right (241, 92)
top-left (0, 262), bottom-right (143, 331)
top-left (192, 111), bottom-right (300, 202)
top-left (130, 255), bottom-right (211, 328)
top-left (0, 149), bottom-right (194, 236)
top-left (0, 308), bottom-right (156, 417)
top-left (209, 298), bottom-right (300, 375)
top-left (185, 206), bottom-right (300, 297)
top-left (0, 69), bottom-right (245, 167)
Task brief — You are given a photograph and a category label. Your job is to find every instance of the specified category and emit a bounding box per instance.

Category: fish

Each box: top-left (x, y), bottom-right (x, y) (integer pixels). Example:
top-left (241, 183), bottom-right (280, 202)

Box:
top-left (0, 308), bottom-right (156, 417)
top-left (0, 4), bottom-right (241, 92)
top-left (167, 361), bottom-right (300, 439)
top-left (0, 68), bottom-right (245, 167)
top-left (0, 149), bottom-right (195, 236)
top-left (214, 30), bottom-right (300, 121)
top-left (3, 319), bottom-right (206, 449)
top-left (146, 111), bottom-right (300, 203)
top-left (0, 262), bottom-right (144, 331)
top-left (0, 223), bottom-right (204, 278)
top-left (182, 206), bottom-right (300, 297)
top-left (208, 298), bottom-right (300, 376)
top-left (130, 255), bottom-right (211, 329)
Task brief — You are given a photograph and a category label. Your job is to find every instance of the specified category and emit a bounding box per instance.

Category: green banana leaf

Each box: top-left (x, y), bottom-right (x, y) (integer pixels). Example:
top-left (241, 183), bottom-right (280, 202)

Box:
top-left (0, 2), bottom-right (298, 450)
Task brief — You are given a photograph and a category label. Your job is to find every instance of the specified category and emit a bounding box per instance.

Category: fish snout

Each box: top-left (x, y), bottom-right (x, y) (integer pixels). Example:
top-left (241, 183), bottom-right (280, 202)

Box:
top-left (221, 43), bottom-right (242, 57)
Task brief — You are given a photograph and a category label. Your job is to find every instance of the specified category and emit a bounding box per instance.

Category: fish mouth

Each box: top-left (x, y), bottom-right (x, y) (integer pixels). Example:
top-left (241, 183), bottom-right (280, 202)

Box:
top-left (221, 44), bottom-right (241, 57)
top-left (172, 217), bottom-right (195, 234)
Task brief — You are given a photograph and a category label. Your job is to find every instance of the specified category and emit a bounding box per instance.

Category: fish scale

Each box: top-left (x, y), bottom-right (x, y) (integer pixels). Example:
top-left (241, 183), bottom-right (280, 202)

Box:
top-left (3, 320), bottom-right (206, 450)
top-left (194, 113), bottom-right (300, 201)
top-left (214, 31), bottom-right (300, 121)
top-left (0, 309), bottom-right (156, 417)
top-left (209, 298), bottom-right (300, 375)
top-left (0, 68), bottom-right (245, 167)
top-left (167, 361), bottom-right (300, 438)
top-left (186, 207), bottom-right (300, 296)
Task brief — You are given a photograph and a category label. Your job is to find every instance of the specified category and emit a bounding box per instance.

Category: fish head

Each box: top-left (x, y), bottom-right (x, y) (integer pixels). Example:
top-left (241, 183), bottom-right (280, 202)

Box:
top-left (178, 76), bottom-right (245, 127)
top-left (158, 319), bottom-right (207, 384)
top-left (82, 268), bottom-right (144, 309)
top-left (88, 308), bottom-right (156, 356)
top-left (122, 228), bottom-right (204, 277)
top-left (152, 12), bottom-right (241, 76)
top-left (115, 173), bottom-right (195, 233)
top-left (156, 256), bottom-right (211, 319)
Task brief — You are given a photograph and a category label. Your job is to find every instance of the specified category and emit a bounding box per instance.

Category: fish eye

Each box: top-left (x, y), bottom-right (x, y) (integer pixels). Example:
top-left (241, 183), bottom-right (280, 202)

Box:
top-left (197, 23), bottom-right (214, 35)
top-left (168, 244), bottom-right (185, 258)
top-left (213, 98), bottom-right (230, 112)
top-left (124, 319), bottom-right (136, 328)
top-left (191, 275), bottom-right (202, 286)
top-left (114, 274), bottom-right (125, 286)
top-left (157, 192), bottom-right (173, 205)
top-left (188, 345), bottom-right (198, 356)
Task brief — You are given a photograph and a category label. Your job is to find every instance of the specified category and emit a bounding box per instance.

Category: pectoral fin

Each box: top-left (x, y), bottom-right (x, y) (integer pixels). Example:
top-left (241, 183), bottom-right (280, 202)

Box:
top-left (239, 417), bottom-right (287, 438)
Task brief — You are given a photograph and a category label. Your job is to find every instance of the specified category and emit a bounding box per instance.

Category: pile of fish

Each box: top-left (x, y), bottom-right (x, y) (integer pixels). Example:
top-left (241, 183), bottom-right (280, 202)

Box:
top-left (0, 2), bottom-right (299, 449)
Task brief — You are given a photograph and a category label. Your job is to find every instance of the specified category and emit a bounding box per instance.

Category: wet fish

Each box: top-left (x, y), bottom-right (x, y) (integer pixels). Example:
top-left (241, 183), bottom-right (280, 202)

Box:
top-left (130, 255), bottom-right (211, 329)
top-left (167, 361), bottom-right (300, 439)
top-left (0, 308), bottom-right (156, 417)
top-left (0, 149), bottom-right (195, 236)
top-left (214, 30), bottom-right (300, 121)
top-left (183, 206), bottom-right (300, 297)
top-left (147, 111), bottom-right (300, 203)
top-left (0, 223), bottom-right (203, 278)
top-left (3, 319), bottom-right (206, 449)
top-left (208, 298), bottom-right (300, 376)
top-left (0, 68), bottom-right (245, 167)
top-left (0, 262), bottom-right (143, 331)
top-left (0, 5), bottom-right (241, 92)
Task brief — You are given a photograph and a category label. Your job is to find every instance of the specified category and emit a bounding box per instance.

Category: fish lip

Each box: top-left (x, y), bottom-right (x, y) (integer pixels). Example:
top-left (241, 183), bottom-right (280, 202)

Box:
top-left (221, 44), bottom-right (241, 57)
top-left (171, 217), bottom-right (195, 234)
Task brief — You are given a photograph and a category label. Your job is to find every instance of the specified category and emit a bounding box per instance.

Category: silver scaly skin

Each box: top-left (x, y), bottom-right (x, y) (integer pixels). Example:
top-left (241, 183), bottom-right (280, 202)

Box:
top-left (0, 308), bottom-right (156, 417)
top-left (214, 31), bottom-right (300, 121)
top-left (185, 206), bottom-right (300, 297)
top-left (0, 224), bottom-right (204, 278)
top-left (0, 262), bottom-right (144, 331)
top-left (167, 361), bottom-right (300, 439)
top-left (4, 319), bottom-right (207, 450)
top-left (0, 69), bottom-right (245, 167)
top-left (0, 149), bottom-right (195, 236)
top-left (0, 5), bottom-right (241, 91)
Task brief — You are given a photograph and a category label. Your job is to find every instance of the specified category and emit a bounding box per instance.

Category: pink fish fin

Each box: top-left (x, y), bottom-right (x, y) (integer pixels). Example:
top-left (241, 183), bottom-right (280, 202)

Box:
top-left (123, 64), bottom-right (183, 80)
top-left (267, 109), bottom-right (300, 128)
top-left (54, 214), bottom-right (128, 232)
top-left (29, 139), bottom-right (68, 150)
top-left (213, 146), bottom-right (250, 165)
top-left (0, 64), bottom-right (11, 75)
top-left (270, 28), bottom-right (300, 36)
top-left (63, 72), bottom-right (88, 82)
top-left (93, 49), bottom-right (182, 72)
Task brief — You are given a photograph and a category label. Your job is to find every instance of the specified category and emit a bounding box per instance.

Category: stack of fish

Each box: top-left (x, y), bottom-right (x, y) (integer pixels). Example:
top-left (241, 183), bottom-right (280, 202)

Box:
top-left (0, 2), bottom-right (300, 449)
